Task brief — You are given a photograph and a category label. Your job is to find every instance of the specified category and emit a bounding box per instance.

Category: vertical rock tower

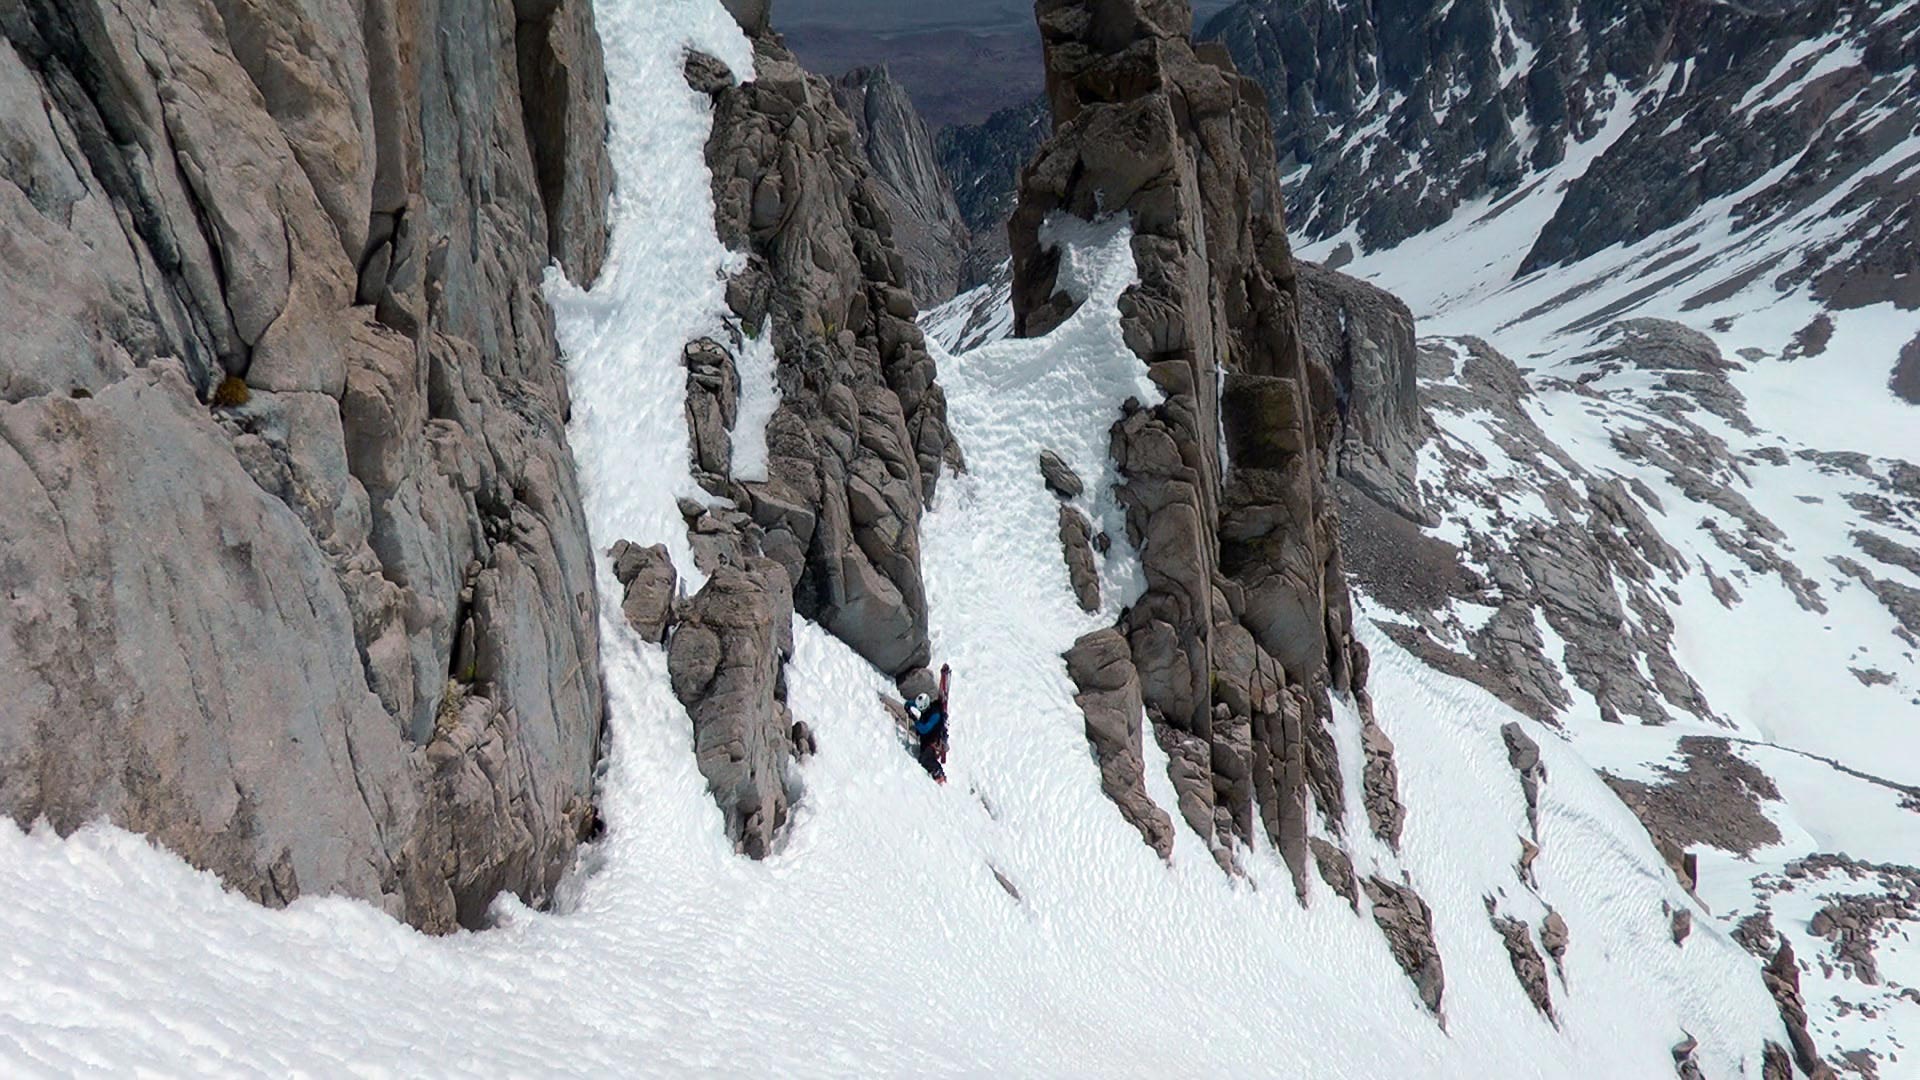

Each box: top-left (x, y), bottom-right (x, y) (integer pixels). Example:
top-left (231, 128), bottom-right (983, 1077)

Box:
top-left (1016, 0), bottom-right (1385, 887)
top-left (0, 0), bottom-right (612, 931)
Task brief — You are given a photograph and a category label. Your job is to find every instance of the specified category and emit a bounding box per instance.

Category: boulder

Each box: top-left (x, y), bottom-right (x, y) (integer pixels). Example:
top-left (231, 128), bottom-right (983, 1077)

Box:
top-left (1059, 506), bottom-right (1102, 612)
top-left (610, 541), bottom-right (678, 644)
top-left (1039, 448), bottom-right (1085, 498)
top-left (668, 558), bottom-right (797, 858)
top-left (1365, 875), bottom-right (1448, 1018)
top-left (1064, 630), bottom-right (1175, 858)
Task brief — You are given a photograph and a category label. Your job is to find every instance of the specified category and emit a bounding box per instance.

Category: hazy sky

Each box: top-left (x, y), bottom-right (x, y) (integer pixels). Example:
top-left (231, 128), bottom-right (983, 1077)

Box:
top-left (780, 0), bottom-right (1239, 34)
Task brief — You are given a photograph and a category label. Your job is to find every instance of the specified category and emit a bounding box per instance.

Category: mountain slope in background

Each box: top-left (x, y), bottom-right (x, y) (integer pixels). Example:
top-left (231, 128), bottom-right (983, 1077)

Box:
top-left (0, 0), bottom-right (1810, 1074)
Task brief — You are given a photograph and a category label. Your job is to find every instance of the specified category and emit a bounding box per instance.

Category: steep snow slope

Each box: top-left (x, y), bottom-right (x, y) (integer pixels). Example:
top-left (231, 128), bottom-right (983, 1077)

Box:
top-left (0, 0), bottom-right (1791, 1074)
top-left (1279, 11), bottom-right (1920, 1070)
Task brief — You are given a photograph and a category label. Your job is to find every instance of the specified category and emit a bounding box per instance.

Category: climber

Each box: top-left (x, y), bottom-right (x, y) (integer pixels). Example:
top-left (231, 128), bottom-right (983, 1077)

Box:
top-left (905, 664), bottom-right (951, 784)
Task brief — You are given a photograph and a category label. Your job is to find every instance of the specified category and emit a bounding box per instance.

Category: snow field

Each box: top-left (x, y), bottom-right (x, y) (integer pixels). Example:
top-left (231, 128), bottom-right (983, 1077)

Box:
top-left (0, 1), bottom-right (1801, 1075)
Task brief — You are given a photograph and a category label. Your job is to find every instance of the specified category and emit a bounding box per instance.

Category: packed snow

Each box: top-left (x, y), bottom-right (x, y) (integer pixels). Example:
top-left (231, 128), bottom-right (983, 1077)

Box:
top-left (0, 1), bottom-right (1798, 1075)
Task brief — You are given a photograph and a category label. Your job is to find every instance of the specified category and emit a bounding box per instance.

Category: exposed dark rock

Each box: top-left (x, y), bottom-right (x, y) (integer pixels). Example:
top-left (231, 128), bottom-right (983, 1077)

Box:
top-left (1603, 736), bottom-right (1783, 858)
top-left (1491, 912), bottom-right (1555, 1021)
top-left (791, 720), bottom-right (819, 759)
top-left (1502, 721), bottom-right (1546, 834)
top-left (1365, 875), bottom-right (1447, 1018)
top-left (0, 0), bottom-right (611, 931)
top-left (1540, 910), bottom-right (1568, 967)
top-left (1309, 836), bottom-right (1357, 910)
top-left (611, 541), bottom-right (679, 644)
top-left (668, 558), bottom-right (796, 859)
top-left (1672, 907), bottom-right (1693, 945)
top-left (1060, 506), bottom-right (1103, 613)
top-left (1202, 0), bottom-right (1672, 249)
top-left (1895, 333), bottom-right (1920, 405)
top-left (1039, 448), bottom-right (1086, 499)
top-left (1065, 629), bottom-right (1176, 859)
top-left (1763, 939), bottom-right (1838, 1080)
top-left (1360, 706), bottom-right (1405, 850)
top-left (695, 26), bottom-right (960, 679)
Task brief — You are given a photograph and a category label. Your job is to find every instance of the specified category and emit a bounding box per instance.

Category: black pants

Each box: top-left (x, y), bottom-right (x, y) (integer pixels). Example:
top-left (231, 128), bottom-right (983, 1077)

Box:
top-left (917, 724), bottom-right (948, 782)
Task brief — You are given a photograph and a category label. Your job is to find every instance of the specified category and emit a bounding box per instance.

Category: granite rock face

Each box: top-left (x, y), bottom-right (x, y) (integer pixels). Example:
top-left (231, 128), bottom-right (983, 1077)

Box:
top-left (693, 26), bottom-right (958, 683)
top-left (1014, 0), bottom-right (1377, 885)
top-left (667, 556), bottom-right (797, 859)
top-left (0, 0), bottom-right (612, 931)
top-left (830, 65), bottom-right (972, 306)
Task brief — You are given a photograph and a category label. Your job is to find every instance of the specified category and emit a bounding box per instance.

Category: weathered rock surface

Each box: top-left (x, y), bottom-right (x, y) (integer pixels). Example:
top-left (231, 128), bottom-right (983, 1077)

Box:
top-left (668, 557), bottom-right (797, 859)
top-left (0, 0), bottom-right (611, 931)
top-left (1011, 0), bottom-right (1376, 902)
top-left (1064, 629), bottom-right (1176, 858)
top-left (612, 540), bottom-right (678, 644)
top-left (694, 28), bottom-right (958, 680)
top-left (1491, 911), bottom-right (1555, 1021)
top-left (1296, 262), bottom-right (1424, 523)
top-left (1059, 506), bottom-right (1102, 613)
top-left (830, 66), bottom-right (971, 306)
top-left (1366, 875), bottom-right (1447, 1017)
top-left (1038, 448), bottom-right (1085, 499)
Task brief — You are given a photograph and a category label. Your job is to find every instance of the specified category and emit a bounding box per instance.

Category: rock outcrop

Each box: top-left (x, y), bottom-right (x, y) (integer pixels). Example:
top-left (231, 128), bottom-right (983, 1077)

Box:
top-left (692, 20), bottom-right (959, 683)
top-left (667, 556), bottom-right (797, 859)
top-left (0, 0), bottom-right (611, 931)
top-left (1296, 262), bottom-right (1424, 523)
top-left (1013, 0), bottom-right (1376, 888)
top-left (1366, 875), bottom-right (1447, 1018)
top-left (1064, 629), bottom-right (1176, 858)
top-left (830, 66), bottom-right (971, 306)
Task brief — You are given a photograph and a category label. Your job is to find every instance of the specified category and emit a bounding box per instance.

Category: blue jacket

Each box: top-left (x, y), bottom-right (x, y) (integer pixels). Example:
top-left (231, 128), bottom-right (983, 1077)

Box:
top-left (910, 702), bottom-right (946, 736)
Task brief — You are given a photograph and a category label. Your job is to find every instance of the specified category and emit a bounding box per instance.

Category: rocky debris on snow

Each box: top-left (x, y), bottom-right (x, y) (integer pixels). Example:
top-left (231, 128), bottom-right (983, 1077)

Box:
top-left (1831, 557), bottom-right (1920, 646)
top-left (1366, 875), bottom-right (1447, 1018)
top-left (1604, 737), bottom-right (1783, 859)
top-left (684, 338), bottom-right (740, 493)
top-left (1763, 940), bottom-right (1839, 1080)
top-left (1008, 0), bottom-right (1368, 900)
top-left (1502, 722), bottom-right (1546, 834)
top-left (1540, 910), bottom-right (1569, 969)
top-left (1038, 449), bottom-right (1085, 499)
top-left (1059, 507), bottom-right (1103, 613)
top-left (668, 557), bottom-right (798, 859)
top-left (1360, 707), bottom-right (1405, 850)
top-left (1389, 330), bottom-right (1774, 728)
top-left (691, 26), bottom-right (960, 679)
top-left (1490, 910), bottom-right (1555, 1022)
top-left (1309, 836), bottom-right (1358, 910)
top-left (829, 66), bottom-right (971, 306)
top-left (1672, 907), bottom-right (1693, 946)
top-left (611, 541), bottom-right (678, 644)
top-left (791, 720), bottom-right (819, 760)
top-left (1296, 262), bottom-right (1425, 523)
top-left (0, 0), bottom-right (611, 931)
top-left (1783, 855), bottom-right (1920, 989)
top-left (1763, 1042), bottom-right (1794, 1080)
top-left (1673, 1034), bottom-right (1705, 1080)
top-left (1064, 629), bottom-right (1177, 859)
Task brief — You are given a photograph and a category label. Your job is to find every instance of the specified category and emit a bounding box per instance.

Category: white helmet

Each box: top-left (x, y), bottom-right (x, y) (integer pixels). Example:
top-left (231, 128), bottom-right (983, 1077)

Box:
top-left (913, 693), bottom-right (932, 712)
